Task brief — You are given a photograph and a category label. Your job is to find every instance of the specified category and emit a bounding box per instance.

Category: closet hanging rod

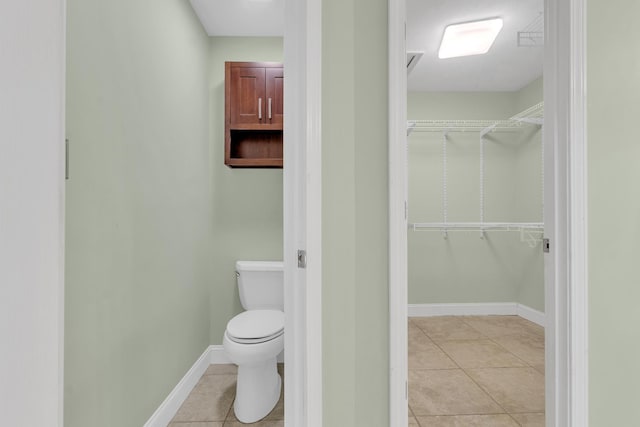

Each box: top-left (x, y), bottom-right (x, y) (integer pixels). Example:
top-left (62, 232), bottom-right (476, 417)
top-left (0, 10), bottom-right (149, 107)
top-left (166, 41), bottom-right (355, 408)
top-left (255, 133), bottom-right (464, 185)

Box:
top-left (409, 222), bottom-right (544, 247)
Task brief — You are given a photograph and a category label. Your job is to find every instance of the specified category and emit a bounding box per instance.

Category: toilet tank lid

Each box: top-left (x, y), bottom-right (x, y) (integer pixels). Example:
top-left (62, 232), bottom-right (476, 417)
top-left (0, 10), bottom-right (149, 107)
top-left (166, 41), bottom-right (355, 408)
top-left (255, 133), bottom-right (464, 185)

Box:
top-left (236, 261), bottom-right (283, 271)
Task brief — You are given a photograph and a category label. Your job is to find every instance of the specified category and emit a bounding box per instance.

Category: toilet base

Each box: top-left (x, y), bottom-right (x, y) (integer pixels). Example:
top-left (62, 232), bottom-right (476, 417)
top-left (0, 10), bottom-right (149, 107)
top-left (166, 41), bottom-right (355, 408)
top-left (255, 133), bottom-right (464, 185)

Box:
top-left (233, 357), bottom-right (281, 423)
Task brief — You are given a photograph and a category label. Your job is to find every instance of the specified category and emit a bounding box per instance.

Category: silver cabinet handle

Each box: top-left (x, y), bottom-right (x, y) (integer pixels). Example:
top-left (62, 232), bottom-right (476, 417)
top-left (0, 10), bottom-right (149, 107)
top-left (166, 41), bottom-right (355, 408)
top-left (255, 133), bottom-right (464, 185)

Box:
top-left (258, 98), bottom-right (262, 120)
top-left (268, 98), bottom-right (272, 120)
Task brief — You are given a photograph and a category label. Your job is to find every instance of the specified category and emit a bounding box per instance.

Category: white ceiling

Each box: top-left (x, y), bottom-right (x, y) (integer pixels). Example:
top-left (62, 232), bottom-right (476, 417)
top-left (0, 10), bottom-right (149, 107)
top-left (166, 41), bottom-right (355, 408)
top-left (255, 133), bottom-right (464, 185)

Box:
top-left (407, 0), bottom-right (544, 92)
top-left (189, 0), bottom-right (542, 92)
top-left (189, 0), bottom-right (284, 37)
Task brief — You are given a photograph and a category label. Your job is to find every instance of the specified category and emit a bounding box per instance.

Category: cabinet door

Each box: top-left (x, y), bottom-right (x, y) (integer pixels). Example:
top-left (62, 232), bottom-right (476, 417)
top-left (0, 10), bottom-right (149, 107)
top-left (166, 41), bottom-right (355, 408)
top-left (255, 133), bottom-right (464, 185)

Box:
top-left (265, 67), bottom-right (284, 126)
top-left (230, 67), bottom-right (266, 126)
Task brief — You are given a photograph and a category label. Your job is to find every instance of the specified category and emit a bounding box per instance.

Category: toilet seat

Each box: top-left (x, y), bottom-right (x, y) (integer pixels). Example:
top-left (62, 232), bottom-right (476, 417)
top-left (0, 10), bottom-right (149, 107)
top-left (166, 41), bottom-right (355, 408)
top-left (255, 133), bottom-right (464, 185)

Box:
top-left (226, 310), bottom-right (284, 344)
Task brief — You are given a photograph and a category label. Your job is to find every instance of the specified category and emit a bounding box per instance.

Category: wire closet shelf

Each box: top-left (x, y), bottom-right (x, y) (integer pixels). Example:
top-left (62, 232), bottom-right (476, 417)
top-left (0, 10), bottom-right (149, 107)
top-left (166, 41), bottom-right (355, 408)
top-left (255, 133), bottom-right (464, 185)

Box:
top-left (408, 102), bottom-right (545, 247)
top-left (407, 102), bottom-right (544, 135)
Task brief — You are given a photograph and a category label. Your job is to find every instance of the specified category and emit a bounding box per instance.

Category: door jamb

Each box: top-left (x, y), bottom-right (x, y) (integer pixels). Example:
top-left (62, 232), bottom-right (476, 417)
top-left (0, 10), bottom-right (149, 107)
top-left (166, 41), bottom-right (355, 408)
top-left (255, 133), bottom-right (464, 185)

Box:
top-left (283, 0), bottom-right (323, 426)
top-left (388, 0), bottom-right (408, 425)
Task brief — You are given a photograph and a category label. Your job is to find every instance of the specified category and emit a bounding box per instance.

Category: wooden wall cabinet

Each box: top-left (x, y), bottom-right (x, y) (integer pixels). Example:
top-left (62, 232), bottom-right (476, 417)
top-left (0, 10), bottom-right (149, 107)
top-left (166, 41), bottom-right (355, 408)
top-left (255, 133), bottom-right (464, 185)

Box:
top-left (225, 61), bottom-right (283, 168)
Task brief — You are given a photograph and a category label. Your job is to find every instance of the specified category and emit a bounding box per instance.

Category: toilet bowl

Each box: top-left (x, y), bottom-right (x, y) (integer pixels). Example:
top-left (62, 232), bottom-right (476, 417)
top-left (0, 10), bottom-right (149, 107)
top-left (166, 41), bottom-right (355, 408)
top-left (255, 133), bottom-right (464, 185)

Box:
top-left (223, 261), bottom-right (284, 424)
top-left (223, 310), bottom-right (284, 423)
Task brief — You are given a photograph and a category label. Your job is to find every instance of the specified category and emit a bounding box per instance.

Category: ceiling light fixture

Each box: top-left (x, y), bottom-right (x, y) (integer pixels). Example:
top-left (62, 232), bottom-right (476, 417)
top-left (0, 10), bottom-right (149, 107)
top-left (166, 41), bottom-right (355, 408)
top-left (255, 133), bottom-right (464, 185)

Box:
top-left (438, 18), bottom-right (503, 59)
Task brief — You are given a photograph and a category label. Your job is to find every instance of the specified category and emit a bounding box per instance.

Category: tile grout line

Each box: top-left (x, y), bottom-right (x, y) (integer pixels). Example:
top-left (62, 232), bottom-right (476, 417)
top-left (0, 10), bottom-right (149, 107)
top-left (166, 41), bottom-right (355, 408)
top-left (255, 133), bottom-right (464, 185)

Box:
top-left (420, 316), bottom-right (520, 417)
top-left (438, 338), bottom-right (532, 369)
top-left (411, 320), bottom-right (463, 370)
top-left (409, 323), bottom-right (468, 420)
top-left (459, 315), bottom-right (544, 371)
top-left (409, 316), bottom-right (545, 420)
top-left (508, 412), bottom-right (525, 427)
top-left (410, 316), bottom-right (512, 418)
top-left (485, 335), bottom-right (538, 369)
top-left (223, 388), bottom-right (236, 424)
top-left (454, 317), bottom-right (522, 416)
top-left (458, 317), bottom-right (544, 417)
top-left (457, 366), bottom-right (511, 416)
top-left (408, 403), bottom-right (420, 427)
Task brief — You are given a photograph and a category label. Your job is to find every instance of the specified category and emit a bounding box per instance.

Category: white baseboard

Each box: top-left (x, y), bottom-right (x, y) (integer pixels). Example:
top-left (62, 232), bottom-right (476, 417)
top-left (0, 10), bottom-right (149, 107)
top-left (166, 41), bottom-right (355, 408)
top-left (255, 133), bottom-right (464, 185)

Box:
top-left (516, 304), bottom-right (546, 327)
top-left (145, 343), bottom-right (285, 427)
top-left (408, 302), bottom-right (545, 327)
top-left (408, 302), bottom-right (518, 317)
top-left (144, 346), bottom-right (214, 427)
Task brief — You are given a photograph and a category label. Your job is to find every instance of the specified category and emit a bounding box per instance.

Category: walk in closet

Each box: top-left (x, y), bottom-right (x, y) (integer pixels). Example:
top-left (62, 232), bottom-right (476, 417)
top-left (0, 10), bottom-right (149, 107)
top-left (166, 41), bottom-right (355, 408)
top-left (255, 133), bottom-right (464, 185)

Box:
top-left (406, 0), bottom-right (547, 425)
top-left (407, 96), bottom-right (544, 309)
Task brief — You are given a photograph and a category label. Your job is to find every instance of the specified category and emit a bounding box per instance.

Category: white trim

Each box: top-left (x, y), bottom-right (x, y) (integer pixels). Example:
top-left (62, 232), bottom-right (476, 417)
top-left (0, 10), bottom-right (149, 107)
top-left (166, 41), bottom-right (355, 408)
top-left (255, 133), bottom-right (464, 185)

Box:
top-left (283, 0), bottom-right (323, 425)
top-left (408, 303), bottom-right (546, 327)
top-left (388, 0), bottom-right (408, 426)
top-left (517, 304), bottom-right (547, 327)
top-left (568, 0), bottom-right (589, 424)
top-left (543, 0), bottom-right (590, 425)
top-left (1, 1), bottom-right (66, 425)
top-left (143, 347), bottom-right (213, 427)
top-left (543, 0), bottom-right (562, 423)
top-left (303, 0), bottom-right (323, 425)
top-left (59, 2), bottom-right (67, 424)
top-left (408, 302), bottom-right (516, 317)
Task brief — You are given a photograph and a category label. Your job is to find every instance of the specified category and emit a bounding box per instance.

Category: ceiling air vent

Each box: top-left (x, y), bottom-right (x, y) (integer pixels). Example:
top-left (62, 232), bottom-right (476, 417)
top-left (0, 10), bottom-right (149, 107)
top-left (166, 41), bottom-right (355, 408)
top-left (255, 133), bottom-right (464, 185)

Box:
top-left (407, 51), bottom-right (424, 74)
top-left (518, 13), bottom-right (544, 47)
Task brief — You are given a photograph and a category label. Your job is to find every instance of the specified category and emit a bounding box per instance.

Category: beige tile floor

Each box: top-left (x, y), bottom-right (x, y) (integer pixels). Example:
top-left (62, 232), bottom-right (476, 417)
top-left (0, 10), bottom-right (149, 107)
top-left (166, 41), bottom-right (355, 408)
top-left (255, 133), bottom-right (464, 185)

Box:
top-left (409, 315), bottom-right (545, 427)
top-left (170, 315), bottom-right (543, 427)
top-left (169, 363), bottom-right (284, 427)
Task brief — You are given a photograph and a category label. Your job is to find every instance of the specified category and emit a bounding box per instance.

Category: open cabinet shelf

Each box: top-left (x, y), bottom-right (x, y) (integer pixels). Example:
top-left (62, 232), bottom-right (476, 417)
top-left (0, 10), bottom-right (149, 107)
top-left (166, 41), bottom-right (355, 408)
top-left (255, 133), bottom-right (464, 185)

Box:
top-left (226, 129), bottom-right (283, 168)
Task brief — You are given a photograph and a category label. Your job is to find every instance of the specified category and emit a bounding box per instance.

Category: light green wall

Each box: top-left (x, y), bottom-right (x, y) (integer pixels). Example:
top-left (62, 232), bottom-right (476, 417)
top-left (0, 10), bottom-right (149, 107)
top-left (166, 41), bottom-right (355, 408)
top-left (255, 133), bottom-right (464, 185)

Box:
top-left (409, 92), bottom-right (515, 120)
top-left (515, 77), bottom-right (543, 112)
top-left (513, 112), bottom-right (544, 309)
top-left (64, 1), bottom-right (212, 426)
top-left (408, 82), bottom-right (544, 311)
top-left (207, 37), bottom-right (284, 344)
top-left (322, 0), bottom-right (389, 425)
top-left (588, 0), bottom-right (640, 423)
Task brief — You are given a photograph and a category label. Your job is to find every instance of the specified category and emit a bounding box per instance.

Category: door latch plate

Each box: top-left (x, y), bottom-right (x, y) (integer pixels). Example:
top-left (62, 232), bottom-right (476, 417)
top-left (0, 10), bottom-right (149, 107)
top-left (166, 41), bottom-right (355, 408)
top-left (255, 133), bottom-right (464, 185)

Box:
top-left (297, 250), bottom-right (307, 269)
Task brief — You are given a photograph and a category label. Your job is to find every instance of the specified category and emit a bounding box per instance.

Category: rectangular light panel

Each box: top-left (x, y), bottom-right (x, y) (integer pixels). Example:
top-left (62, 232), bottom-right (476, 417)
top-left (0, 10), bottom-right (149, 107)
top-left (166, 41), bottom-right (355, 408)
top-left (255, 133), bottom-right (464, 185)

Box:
top-left (438, 18), bottom-right (504, 59)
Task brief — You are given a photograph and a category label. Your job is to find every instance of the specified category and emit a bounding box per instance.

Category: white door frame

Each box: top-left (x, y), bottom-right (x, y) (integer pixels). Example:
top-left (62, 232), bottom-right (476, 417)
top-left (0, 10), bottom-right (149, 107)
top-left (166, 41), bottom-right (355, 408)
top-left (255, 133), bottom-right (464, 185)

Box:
top-left (283, 0), bottom-right (323, 426)
top-left (387, 0), bottom-right (589, 426)
top-left (544, 0), bottom-right (589, 425)
top-left (0, 0), bottom-right (66, 425)
top-left (388, 0), bottom-right (409, 425)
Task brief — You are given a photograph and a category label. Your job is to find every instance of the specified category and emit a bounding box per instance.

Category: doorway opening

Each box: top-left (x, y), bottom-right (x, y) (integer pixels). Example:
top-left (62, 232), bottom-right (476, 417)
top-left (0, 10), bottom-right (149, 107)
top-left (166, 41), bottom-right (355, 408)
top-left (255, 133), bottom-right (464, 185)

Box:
top-left (388, 0), bottom-right (589, 426)
top-left (64, 0), bottom-right (321, 425)
top-left (406, 1), bottom-right (545, 424)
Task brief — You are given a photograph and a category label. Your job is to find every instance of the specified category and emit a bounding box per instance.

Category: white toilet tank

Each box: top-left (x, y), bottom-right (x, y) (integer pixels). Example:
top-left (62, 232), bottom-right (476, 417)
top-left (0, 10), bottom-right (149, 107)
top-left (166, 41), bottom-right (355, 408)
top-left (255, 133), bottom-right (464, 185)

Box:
top-left (236, 261), bottom-right (284, 311)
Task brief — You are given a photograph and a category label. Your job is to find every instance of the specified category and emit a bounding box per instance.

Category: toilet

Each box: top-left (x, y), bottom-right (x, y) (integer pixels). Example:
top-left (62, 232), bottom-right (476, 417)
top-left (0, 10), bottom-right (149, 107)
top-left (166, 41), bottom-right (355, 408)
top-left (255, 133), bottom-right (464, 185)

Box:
top-left (223, 261), bottom-right (284, 424)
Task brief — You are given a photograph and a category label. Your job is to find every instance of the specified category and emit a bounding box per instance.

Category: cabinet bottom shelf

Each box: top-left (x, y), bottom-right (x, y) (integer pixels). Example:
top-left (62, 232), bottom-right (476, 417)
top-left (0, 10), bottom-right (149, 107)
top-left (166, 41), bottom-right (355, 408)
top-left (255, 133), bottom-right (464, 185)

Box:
top-left (225, 129), bottom-right (283, 168)
top-left (226, 157), bottom-right (283, 168)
